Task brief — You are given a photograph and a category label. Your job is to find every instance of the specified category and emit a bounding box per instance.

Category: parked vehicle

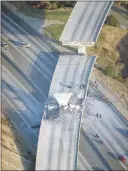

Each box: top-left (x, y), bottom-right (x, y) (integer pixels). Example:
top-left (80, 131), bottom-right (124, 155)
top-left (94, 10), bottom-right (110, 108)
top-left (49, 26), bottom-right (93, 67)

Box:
top-left (20, 42), bottom-right (30, 47)
top-left (118, 155), bottom-right (126, 163)
top-left (31, 124), bottom-right (40, 128)
top-left (1, 42), bottom-right (8, 48)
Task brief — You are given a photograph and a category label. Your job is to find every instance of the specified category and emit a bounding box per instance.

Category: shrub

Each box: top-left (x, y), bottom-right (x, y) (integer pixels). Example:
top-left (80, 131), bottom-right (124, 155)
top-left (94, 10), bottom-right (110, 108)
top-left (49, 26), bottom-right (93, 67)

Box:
top-left (34, 1), bottom-right (76, 10)
top-left (115, 73), bottom-right (125, 83)
top-left (111, 51), bottom-right (120, 62)
top-left (104, 64), bottom-right (117, 77)
top-left (51, 2), bottom-right (58, 10)
top-left (45, 2), bottom-right (52, 10)
top-left (105, 15), bottom-right (119, 27)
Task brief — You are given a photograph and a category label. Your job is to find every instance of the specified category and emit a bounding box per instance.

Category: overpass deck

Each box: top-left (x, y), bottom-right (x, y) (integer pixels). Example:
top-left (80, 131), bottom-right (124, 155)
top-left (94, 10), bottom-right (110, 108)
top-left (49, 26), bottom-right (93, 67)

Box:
top-left (60, 1), bottom-right (113, 46)
top-left (36, 55), bottom-right (96, 170)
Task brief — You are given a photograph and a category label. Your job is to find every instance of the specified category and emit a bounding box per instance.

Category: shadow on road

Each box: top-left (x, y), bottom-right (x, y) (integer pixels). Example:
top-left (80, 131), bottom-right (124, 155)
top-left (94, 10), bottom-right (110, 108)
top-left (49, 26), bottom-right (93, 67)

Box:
top-left (2, 48), bottom-right (60, 169)
top-left (93, 138), bottom-right (103, 144)
top-left (81, 131), bottom-right (112, 170)
top-left (86, 131), bottom-right (97, 138)
top-left (92, 167), bottom-right (104, 171)
top-left (114, 127), bottom-right (128, 137)
top-left (1, 3), bottom-right (77, 55)
top-left (8, 39), bottom-right (21, 46)
top-left (107, 151), bottom-right (118, 159)
top-left (2, 80), bottom-right (39, 169)
top-left (111, 5), bottom-right (128, 16)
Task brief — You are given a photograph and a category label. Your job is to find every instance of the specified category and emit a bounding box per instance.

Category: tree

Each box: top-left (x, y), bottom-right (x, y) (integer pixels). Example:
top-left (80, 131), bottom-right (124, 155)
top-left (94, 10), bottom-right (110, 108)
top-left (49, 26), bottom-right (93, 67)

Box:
top-left (45, 2), bottom-right (53, 10)
top-left (52, 2), bottom-right (58, 10)
top-left (104, 64), bottom-right (117, 78)
top-left (114, 1), bottom-right (128, 10)
top-left (64, 2), bottom-right (76, 8)
top-left (105, 15), bottom-right (119, 27)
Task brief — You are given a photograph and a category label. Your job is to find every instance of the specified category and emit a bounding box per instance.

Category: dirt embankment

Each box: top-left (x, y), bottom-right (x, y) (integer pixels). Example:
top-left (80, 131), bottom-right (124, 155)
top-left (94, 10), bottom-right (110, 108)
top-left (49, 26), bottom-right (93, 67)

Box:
top-left (102, 26), bottom-right (128, 78)
top-left (94, 69), bottom-right (128, 110)
top-left (88, 26), bottom-right (128, 69)
top-left (87, 26), bottom-right (128, 114)
top-left (1, 114), bottom-right (34, 170)
top-left (99, 26), bottom-right (128, 99)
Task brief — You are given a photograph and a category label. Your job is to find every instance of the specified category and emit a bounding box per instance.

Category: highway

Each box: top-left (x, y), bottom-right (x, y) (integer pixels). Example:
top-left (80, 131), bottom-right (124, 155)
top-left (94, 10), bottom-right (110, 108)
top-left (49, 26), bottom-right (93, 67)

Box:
top-left (1, 7), bottom-right (96, 170)
top-left (110, 5), bottom-right (128, 29)
top-left (2, 2), bottom-right (128, 171)
top-left (78, 87), bottom-right (128, 170)
top-left (36, 54), bottom-right (96, 170)
top-left (1, 10), bottom-right (60, 157)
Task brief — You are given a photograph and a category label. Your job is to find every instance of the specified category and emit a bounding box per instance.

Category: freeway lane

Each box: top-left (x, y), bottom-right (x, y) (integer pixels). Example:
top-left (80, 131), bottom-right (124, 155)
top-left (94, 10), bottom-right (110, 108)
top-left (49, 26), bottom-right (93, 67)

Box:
top-left (110, 5), bottom-right (128, 29)
top-left (2, 12), bottom-right (60, 103)
top-left (2, 12), bottom-right (58, 80)
top-left (36, 54), bottom-right (96, 170)
top-left (78, 96), bottom-right (128, 170)
top-left (79, 131), bottom-right (111, 170)
top-left (1, 3), bottom-right (60, 53)
top-left (36, 54), bottom-right (88, 170)
top-left (2, 3), bottom-right (127, 170)
top-left (78, 152), bottom-right (92, 170)
top-left (1, 10), bottom-right (60, 157)
top-left (2, 11), bottom-right (97, 168)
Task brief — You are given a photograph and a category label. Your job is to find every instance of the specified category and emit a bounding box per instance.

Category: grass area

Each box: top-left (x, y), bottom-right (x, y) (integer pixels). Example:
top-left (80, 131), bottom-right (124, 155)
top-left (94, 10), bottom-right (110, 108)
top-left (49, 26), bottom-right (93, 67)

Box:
top-left (45, 9), bottom-right (72, 22)
top-left (44, 23), bottom-right (65, 40)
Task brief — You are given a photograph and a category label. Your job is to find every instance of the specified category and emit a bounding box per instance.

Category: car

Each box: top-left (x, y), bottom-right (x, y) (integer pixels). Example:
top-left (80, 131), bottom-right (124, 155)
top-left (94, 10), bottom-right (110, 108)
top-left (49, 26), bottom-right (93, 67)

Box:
top-left (20, 42), bottom-right (30, 47)
top-left (1, 42), bottom-right (8, 48)
top-left (118, 155), bottom-right (126, 163)
top-left (31, 124), bottom-right (40, 128)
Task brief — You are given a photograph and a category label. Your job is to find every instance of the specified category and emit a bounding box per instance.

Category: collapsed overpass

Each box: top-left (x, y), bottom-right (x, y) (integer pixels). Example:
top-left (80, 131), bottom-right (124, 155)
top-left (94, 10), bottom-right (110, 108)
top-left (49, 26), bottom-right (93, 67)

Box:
top-left (36, 55), bottom-right (96, 170)
top-left (36, 1), bottom-right (113, 170)
top-left (1, 1), bottom-right (113, 170)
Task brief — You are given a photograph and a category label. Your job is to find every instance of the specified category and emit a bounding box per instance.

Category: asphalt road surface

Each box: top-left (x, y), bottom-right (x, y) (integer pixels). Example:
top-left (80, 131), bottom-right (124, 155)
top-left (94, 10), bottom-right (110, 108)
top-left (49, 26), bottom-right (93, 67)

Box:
top-left (1, 8), bottom-right (95, 170)
top-left (110, 5), bottom-right (128, 29)
top-left (78, 90), bottom-right (128, 170)
top-left (1, 10), bottom-right (60, 157)
top-left (1, 3), bottom-right (128, 171)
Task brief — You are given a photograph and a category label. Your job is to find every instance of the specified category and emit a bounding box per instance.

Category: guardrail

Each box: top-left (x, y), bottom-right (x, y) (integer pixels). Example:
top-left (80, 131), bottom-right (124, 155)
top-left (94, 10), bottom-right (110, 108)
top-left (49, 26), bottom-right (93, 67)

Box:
top-left (73, 56), bottom-right (96, 170)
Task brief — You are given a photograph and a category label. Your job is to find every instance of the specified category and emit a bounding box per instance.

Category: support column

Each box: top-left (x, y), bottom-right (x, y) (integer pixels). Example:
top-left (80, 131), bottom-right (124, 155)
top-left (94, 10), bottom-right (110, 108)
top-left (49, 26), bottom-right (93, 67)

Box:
top-left (78, 46), bottom-right (86, 55)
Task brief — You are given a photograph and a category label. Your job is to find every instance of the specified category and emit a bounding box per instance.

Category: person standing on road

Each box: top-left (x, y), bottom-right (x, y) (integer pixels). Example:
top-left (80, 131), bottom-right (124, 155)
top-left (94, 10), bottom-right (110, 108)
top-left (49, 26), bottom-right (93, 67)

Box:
top-left (96, 113), bottom-right (99, 117)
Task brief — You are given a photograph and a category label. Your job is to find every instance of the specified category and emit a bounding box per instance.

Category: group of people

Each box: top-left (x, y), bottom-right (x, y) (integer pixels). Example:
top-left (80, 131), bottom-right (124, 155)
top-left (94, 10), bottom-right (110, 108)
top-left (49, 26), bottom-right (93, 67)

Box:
top-left (96, 112), bottom-right (102, 118)
top-left (95, 134), bottom-right (103, 144)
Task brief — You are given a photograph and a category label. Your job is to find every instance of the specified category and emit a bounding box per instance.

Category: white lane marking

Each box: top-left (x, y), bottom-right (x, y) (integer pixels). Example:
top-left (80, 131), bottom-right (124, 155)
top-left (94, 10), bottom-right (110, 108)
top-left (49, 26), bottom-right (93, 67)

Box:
top-left (2, 12), bottom-right (58, 61)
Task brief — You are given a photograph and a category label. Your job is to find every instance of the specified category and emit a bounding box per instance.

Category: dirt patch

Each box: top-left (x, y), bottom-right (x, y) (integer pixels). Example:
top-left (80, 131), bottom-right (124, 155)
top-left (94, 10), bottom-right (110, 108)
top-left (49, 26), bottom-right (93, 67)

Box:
top-left (93, 69), bottom-right (128, 111)
top-left (1, 114), bottom-right (34, 170)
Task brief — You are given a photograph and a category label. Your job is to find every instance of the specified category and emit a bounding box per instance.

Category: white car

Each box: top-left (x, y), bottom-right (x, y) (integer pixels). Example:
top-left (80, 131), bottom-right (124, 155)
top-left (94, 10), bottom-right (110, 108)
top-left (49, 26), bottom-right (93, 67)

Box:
top-left (1, 42), bottom-right (8, 48)
top-left (20, 42), bottom-right (30, 47)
